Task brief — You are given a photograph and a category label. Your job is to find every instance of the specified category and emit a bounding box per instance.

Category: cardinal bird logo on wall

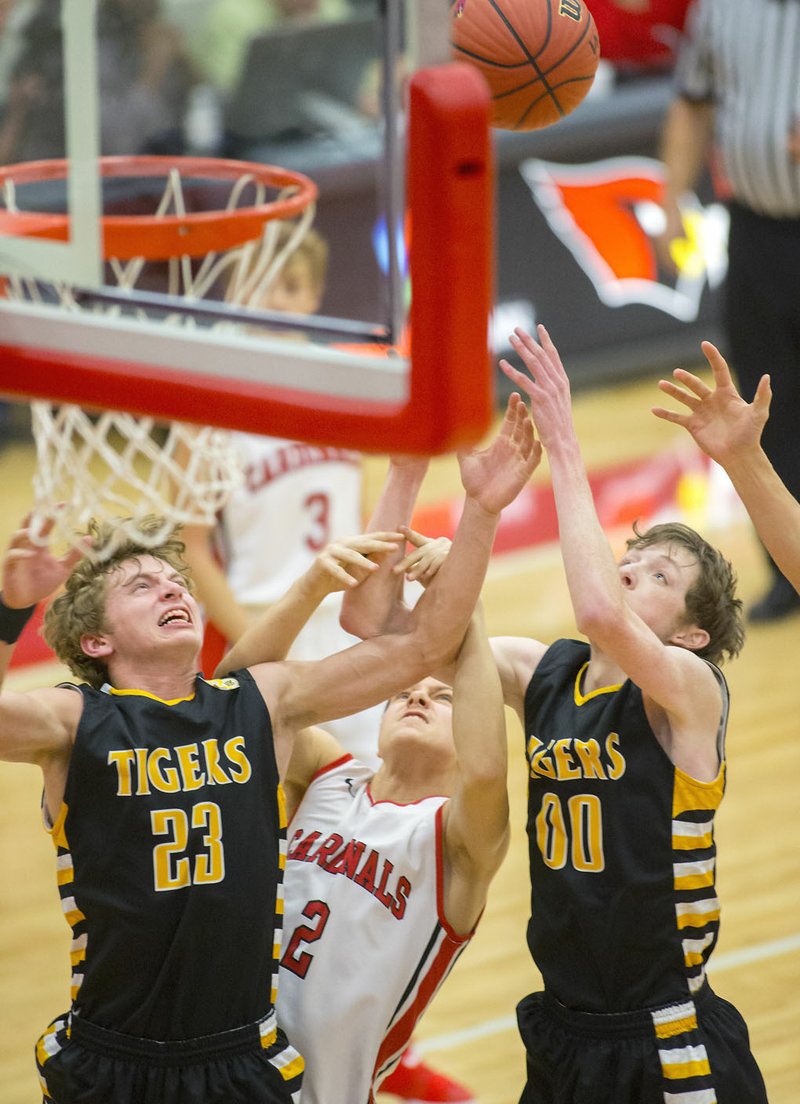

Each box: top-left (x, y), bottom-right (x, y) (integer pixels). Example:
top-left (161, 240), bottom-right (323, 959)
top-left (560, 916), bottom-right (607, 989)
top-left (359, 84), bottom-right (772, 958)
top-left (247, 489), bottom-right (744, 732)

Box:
top-left (519, 155), bottom-right (728, 321)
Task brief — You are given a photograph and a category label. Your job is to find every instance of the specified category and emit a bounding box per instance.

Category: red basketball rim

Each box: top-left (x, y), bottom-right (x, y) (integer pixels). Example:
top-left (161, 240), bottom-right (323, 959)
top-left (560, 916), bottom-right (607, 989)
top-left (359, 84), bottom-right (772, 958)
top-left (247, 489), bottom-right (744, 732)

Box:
top-left (0, 155), bottom-right (318, 260)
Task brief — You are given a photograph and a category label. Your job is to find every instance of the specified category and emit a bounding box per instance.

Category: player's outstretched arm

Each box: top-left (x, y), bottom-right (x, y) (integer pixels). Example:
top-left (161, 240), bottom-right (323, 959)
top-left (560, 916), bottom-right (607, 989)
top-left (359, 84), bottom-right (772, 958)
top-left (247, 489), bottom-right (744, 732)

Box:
top-left (349, 521), bottom-right (547, 725)
top-left (253, 395), bottom-right (540, 735)
top-left (500, 326), bottom-right (623, 636)
top-left (0, 516), bottom-right (90, 688)
top-left (215, 532), bottom-right (405, 675)
top-left (340, 455), bottom-right (430, 641)
top-left (653, 341), bottom-right (800, 593)
top-left (0, 517), bottom-right (87, 764)
top-left (499, 327), bottom-right (719, 758)
top-left (409, 392), bottom-right (540, 665)
top-left (457, 392), bottom-right (540, 517)
top-left (440, 605), bottom-right (509, 935)
top-left (653, 341), bottom-right (770, 464)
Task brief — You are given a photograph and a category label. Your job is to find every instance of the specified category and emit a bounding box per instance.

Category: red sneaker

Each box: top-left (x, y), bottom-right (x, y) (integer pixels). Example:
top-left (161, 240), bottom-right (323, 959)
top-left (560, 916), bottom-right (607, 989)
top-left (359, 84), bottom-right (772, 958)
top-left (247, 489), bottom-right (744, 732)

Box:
top-left (379, 1046), bottom-right (476, 1103)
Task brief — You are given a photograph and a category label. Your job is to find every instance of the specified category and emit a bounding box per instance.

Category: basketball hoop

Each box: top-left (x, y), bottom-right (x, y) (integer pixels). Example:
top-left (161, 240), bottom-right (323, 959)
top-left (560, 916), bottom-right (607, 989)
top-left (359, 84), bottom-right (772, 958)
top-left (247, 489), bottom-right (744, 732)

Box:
top-left (0, 156), bottom-right (318, 560)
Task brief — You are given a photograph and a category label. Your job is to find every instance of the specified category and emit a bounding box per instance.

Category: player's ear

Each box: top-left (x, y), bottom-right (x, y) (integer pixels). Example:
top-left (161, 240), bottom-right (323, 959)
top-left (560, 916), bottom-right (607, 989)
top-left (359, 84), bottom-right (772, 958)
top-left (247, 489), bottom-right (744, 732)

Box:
top-left (80, 633), bottom-right (113, 659)
top-left (670, 624), bottom-right (710, 653)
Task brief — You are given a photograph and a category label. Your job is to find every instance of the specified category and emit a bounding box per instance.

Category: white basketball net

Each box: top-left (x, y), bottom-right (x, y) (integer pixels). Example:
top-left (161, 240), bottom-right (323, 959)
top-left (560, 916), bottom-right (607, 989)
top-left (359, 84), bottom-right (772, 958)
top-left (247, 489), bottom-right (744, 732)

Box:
top-left (2, 165), bottom-right (316, 560)
top-left (29, 407), bottom-right (243, 560)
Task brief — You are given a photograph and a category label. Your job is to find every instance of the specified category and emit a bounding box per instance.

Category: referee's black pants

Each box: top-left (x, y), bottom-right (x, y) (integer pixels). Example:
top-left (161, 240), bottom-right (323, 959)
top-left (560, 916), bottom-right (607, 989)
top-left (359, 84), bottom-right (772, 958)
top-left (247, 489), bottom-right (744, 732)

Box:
top-left (725, 201), bottom-right (800, 585)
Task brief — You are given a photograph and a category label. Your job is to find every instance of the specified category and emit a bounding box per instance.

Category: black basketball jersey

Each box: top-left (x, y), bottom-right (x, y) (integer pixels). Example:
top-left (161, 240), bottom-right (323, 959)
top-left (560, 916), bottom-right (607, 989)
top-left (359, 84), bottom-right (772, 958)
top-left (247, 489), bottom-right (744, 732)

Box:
top-left (49, 670), bottom-right (286, 1039)
top-left (523, 639), bottom-right (729, 1013)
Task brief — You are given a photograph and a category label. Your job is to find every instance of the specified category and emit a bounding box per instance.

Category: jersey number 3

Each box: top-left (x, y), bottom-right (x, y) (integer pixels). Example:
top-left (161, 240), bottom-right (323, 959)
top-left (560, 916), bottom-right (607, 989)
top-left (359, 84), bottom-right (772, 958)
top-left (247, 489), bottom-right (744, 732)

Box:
top-left (281, 900), bottom-right (331, 978)
top-left (303, 492), bottom-right (331, 553)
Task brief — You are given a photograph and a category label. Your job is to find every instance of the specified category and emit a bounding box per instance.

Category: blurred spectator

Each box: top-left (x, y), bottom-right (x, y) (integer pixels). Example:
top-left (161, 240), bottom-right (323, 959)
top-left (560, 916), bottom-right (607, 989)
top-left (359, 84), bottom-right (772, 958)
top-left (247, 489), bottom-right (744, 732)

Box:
top-left (589, 0), bottom-right (692, 76)
top-left (0, 0), bottom-right (36, 105)
top-left (189, 0), bottom-right (351, 96)
top-left (0, 0), bottom-right (197, 165)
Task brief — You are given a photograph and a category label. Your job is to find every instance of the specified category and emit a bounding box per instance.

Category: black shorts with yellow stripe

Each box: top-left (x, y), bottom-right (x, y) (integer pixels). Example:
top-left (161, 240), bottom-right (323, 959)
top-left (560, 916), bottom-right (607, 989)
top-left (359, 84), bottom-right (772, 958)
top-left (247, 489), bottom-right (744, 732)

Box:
top-left (36, 1009), bottom-right (303, 1104)
top-left (517, 983), bottom-right (767, 1104)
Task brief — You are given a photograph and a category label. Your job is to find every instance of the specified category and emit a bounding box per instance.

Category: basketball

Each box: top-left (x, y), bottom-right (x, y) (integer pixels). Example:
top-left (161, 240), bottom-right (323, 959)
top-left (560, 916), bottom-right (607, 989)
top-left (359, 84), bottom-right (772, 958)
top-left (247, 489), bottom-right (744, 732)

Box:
top-left (451, 0), bottom-right (601, 132)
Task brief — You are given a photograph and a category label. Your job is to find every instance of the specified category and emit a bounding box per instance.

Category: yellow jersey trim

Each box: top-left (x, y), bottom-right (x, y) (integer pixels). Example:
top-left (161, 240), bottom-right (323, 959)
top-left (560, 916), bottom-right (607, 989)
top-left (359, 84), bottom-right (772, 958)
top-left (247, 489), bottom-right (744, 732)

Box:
top-left (574, 662), bottom-right (624, 705)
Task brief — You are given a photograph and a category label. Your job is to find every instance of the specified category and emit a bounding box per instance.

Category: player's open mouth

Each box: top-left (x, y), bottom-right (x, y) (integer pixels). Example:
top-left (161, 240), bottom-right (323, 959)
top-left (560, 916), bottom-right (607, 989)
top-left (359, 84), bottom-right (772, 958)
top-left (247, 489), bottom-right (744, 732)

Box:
top-left (159, 609), bottom-right (191, 627)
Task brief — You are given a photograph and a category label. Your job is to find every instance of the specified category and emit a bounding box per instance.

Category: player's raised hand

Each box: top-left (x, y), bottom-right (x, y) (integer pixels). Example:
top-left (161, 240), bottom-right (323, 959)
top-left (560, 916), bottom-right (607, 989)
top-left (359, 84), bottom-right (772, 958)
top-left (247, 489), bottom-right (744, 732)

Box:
top-left (309, 532), bottom-right (405, 593)
top-left (652, 341), bottom-right (771, 465)
top-left (2, 516), bottom-right (92, 610)
top-left (457, 392), bottom-right (540, 515)
top-left (393, 528), bottom-right (451, 586)
top-left (499, 325), bottom-right (574, 454)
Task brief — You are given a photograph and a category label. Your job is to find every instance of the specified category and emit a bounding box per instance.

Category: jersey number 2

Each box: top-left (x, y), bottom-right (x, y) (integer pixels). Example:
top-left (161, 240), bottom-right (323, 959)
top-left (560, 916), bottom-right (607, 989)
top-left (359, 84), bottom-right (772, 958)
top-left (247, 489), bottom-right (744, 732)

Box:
top-left (281, 900), bottom-right (331, 978)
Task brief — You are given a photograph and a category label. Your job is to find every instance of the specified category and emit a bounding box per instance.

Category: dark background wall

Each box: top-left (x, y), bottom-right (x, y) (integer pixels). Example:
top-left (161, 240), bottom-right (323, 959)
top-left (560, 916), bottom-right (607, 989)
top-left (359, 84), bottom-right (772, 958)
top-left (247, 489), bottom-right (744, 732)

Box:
top-left (246, 72), bottom-right (722, 398)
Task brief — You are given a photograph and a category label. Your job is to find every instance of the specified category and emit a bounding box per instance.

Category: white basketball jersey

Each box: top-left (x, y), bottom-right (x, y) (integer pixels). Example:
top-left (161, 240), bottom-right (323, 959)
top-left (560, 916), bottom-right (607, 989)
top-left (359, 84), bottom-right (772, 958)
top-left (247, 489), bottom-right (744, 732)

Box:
top-left (223, 432), bottom-right (363, 608)
top-left (278, 757), bottom-right (472, 1104)
top-left (221, 432), bottom-right (381, 764)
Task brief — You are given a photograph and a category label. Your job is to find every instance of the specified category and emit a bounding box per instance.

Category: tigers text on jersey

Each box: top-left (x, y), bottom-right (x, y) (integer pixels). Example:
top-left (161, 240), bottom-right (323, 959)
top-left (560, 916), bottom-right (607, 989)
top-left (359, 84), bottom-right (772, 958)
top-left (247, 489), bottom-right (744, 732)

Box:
top-left (523, 639), bottom-right (729, 1013)
top-left (44, 671), bottom-right (287, 1041)
top-left (278, 756), bottom-right (472, 1104)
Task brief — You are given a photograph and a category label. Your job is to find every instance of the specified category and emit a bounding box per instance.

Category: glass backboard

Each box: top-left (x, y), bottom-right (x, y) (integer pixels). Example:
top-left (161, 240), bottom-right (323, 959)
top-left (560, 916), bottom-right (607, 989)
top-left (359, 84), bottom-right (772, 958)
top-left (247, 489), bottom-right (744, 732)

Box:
top-left (0, 0), bottom-right (493, 453)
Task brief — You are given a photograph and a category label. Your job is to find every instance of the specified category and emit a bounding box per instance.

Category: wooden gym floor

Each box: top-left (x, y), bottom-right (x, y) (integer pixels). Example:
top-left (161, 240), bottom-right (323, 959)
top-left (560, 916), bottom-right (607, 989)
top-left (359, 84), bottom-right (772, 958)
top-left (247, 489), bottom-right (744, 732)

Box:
top-left (0, 370), bottom-right (798, 1103)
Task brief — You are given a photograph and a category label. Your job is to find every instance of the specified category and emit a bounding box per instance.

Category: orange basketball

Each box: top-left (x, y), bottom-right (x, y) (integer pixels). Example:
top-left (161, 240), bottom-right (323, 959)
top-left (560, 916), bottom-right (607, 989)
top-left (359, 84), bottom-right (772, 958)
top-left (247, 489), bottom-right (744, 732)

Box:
top-left (451, 0), bottom-right (601, 131)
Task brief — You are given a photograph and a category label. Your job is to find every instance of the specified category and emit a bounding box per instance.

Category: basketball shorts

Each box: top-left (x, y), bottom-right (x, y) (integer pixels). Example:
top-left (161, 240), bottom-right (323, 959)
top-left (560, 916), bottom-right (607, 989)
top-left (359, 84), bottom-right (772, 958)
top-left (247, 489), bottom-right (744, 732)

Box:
top-left (36, 1008), bottom-right (304, 1104)
top-left (516, 982), bottom-right (768, 1104)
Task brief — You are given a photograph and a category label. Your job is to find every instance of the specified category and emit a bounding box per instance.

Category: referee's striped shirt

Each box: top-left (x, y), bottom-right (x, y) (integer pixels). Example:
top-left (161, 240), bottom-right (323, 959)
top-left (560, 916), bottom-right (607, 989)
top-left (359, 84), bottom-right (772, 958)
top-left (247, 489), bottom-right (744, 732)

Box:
top-left (674, 0), bottom-right (800, 217)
